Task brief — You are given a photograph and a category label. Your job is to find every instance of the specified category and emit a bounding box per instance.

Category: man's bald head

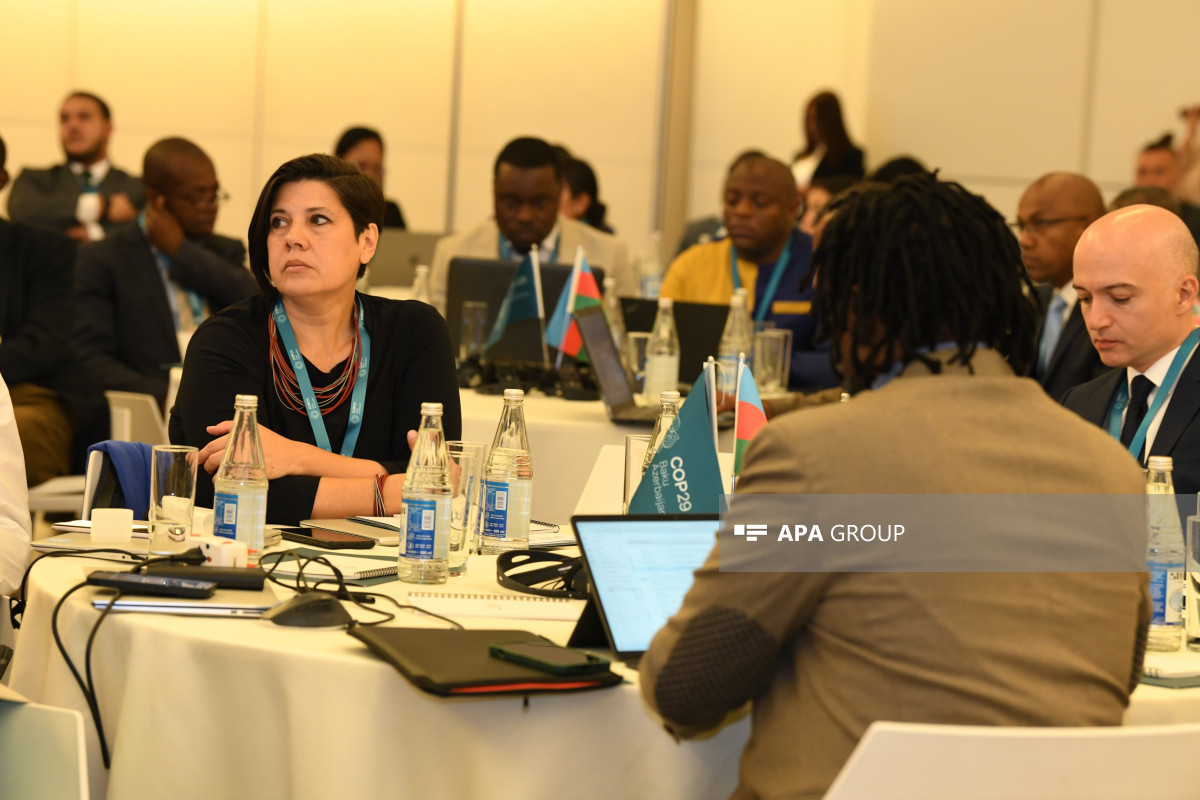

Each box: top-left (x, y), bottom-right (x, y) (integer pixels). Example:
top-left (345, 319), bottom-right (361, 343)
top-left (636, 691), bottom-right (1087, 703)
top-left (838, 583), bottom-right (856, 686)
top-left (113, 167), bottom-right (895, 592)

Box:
top-left (1073, 204), bottom-right (1199, 372)
top-left (144, 137), bottom-right (212, 193)
top-left (1016, 172), bottom-right (1105, 287)
top-left (723, 155), bottom-right (800, 262)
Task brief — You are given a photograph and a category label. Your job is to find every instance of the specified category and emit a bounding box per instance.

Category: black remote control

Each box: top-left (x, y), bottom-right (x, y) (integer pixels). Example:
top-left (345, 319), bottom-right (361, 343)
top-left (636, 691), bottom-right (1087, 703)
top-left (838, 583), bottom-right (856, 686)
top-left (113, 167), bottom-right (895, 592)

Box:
top-left (87, 570), bottom-right (217, 599)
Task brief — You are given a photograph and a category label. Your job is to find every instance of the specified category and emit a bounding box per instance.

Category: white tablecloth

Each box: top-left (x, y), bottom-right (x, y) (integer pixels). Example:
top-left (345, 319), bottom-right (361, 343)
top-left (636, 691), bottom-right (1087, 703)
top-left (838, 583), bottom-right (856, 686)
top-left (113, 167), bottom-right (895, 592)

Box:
top-left (459, 391), bottom-right (638, 526)
top-left (8, 550), bottom-right (747, 800)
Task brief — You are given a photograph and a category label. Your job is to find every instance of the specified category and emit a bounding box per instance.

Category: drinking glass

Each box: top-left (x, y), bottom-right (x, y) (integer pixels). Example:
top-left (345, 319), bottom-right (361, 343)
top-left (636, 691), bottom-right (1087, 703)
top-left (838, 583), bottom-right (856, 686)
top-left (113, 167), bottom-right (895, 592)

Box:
top-left (625, 332), bottom-right (652, 395)
top-left (459, 301), bottom-right (489, 361)
top-left (446, 441), bottom-right (486, 572)
top-left (753, 328), bottom-right (793, 395)
top-left (623, 434), bottom-right (652, 513)
top-left (149, 445), bottom-right (198, 554)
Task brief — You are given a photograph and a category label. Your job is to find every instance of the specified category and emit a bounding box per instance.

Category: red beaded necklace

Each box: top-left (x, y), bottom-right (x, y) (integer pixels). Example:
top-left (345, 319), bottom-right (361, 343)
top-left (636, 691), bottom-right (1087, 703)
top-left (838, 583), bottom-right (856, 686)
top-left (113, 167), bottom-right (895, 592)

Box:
top-left (268, 304), bottom-right (362, 417)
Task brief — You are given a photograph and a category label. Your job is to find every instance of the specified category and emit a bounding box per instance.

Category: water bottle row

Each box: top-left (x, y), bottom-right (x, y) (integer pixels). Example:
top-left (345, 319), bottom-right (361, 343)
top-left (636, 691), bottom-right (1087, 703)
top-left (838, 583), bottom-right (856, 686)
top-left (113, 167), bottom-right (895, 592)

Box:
top-left (1145, 456), bottom-right (1200, 653)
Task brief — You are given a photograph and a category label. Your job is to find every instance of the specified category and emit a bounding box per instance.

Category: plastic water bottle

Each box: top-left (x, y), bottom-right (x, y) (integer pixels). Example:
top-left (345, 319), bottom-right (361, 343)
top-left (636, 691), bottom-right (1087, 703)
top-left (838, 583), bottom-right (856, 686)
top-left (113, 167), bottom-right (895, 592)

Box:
top-left (398, 402), bottom-right (451, 584)
top-left (602, 276), bottom-right (626, 364)
top-left (642, 390), bottom-right (681, 474)
top-left (411, 264), bottom-right (432, 306)
top-left (643, 297), bottom-right (680, 400)
top-left (1187, 493), bottom-right (1200, 651)
top-left (1147, 456), bottom-right (1185, 651)
top-left (638, 232), bottom-right (664, 299)
top-left (212, 394), bottom-right (268, 565)
top-left (481, 389), bottom-right (533, 554)
top-left (716, 288), bottom-right (752, 398)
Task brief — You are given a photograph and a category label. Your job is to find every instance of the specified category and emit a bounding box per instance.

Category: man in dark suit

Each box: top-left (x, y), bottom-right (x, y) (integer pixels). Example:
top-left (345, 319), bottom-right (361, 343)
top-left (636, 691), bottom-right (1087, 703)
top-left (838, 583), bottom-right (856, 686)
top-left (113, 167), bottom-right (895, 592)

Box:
top-left (7, 92), bottom-right (143, 242)
top-left (1015, 172), bottom-right (1112, 400)
top-left (1062, 204), bottom-right (1200, 495)
top-left (0, 135), bottom-right (108, 482)
top-left (75, 138), bottom-right (258, 407)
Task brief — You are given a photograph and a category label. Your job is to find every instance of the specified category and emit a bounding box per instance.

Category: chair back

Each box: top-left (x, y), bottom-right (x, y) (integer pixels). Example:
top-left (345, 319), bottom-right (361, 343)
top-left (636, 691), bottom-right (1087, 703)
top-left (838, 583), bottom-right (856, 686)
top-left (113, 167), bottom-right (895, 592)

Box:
top-left (0, 700), bottom-right (89, 799)
top-left (824, 720), bottom-right (1200, 799)
top-left (82, 441), bottom-right (154, 520)
top-left (105, 391), bottom-right (168, 444)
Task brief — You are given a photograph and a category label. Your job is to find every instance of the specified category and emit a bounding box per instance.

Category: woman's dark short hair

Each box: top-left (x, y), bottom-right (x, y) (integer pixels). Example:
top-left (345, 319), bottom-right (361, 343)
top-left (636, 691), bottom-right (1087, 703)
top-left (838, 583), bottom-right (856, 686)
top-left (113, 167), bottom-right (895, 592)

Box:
top-left (334, 127), bottom-right (384, 158)
top-left (248, 153), bottom-right (384, 298)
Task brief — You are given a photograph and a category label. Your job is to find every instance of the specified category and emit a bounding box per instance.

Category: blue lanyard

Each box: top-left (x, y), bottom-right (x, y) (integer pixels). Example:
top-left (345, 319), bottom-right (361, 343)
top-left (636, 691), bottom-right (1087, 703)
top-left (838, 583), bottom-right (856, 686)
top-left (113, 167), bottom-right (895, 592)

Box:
top-left (271, 297), bottom-right (371, 457)
top-left (730, 233), bottom-right (794, 323)
top-left (498, 232), bottom-right (559, 265)
top-left (1106, 326), bottom-right (1200, 459)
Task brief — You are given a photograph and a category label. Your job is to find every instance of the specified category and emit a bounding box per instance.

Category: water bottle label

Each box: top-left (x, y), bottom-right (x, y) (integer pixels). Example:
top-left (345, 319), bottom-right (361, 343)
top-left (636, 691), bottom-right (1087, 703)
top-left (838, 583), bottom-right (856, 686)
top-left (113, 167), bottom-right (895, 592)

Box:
top-left (1150, 565), bottom-right (1185, 625)
top-left (213, 493), bottom-right (238, 540)
top-left (483, 480), bottom-right (509, 539)
top-left (402, 497), bottom-right (449, 560)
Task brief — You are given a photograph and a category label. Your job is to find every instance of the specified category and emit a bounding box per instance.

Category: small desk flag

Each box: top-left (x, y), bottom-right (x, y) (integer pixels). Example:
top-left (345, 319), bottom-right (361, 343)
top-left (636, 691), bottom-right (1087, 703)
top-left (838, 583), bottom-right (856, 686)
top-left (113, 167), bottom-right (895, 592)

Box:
top-left (628, 363), bottom-right (724, 514)
top-left (485, 251), bottom-right (542, 351)
top-left (545, 247), bottom-right (602, 362)
top-left (733, 357), bottom-right (767, 480)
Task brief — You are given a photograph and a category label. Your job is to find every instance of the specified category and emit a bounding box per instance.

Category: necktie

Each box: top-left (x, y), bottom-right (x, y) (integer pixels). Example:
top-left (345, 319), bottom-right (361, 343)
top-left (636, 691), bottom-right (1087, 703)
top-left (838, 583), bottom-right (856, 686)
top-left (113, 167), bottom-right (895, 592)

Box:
top-left (1036, 295), bottom-right (1068, 378)
top-left (1120, 374), bottom-right (1156, 461)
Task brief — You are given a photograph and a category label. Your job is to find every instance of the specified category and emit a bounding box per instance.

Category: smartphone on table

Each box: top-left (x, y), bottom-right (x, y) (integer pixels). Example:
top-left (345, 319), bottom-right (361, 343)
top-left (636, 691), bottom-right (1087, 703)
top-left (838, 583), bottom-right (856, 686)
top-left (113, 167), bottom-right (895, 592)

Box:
top-left (278, 527), bottom-right (376, 550)
top-left (489, 639), bottom-right (610, 676)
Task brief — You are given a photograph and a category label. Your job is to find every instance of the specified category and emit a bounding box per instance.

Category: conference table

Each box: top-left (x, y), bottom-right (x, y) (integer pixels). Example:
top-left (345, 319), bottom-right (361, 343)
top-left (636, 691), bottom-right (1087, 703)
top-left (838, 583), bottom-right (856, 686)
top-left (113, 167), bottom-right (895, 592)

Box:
top-left (7, 548), bottom-right (748, 800)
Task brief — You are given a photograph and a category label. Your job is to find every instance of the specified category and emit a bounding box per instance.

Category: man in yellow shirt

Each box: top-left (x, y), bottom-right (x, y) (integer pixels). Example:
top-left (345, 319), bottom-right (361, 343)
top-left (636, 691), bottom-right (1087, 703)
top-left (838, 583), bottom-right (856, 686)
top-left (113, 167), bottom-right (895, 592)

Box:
top-left (660, 152), bottom-right (837, 390)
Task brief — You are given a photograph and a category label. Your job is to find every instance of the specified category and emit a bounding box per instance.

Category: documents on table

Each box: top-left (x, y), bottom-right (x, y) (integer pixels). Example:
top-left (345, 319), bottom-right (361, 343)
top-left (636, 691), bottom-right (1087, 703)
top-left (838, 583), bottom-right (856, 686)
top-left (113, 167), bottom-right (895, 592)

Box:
top-left (406, 590), bottom-right (583, 621)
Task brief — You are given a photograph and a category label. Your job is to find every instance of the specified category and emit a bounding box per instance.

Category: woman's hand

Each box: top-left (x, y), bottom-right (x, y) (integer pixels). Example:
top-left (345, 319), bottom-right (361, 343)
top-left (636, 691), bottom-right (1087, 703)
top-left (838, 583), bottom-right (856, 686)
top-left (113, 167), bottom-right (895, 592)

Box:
top-left (198, 421), bottom-right (311, 478)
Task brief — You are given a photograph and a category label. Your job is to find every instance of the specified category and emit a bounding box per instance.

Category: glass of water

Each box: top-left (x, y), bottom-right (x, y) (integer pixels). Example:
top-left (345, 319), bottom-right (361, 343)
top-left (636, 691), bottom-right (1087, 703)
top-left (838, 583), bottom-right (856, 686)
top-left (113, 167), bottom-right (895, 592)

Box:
top-left (753, 328), bottom-right (793, 395)
top-left (149, 445), bottom-right (198, 554)
top-left (625, 331), bottom-right (652, 395)
top-left (446, 441), bottom-right (486, 573)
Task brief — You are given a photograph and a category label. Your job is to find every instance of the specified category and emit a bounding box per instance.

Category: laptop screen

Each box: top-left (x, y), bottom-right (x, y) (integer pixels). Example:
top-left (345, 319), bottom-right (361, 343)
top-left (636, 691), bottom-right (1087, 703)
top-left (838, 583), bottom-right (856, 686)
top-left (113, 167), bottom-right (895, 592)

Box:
top-left (574, 305), bottom-right (634, 408)
top-left (573, 515), bottom-right (719, 656)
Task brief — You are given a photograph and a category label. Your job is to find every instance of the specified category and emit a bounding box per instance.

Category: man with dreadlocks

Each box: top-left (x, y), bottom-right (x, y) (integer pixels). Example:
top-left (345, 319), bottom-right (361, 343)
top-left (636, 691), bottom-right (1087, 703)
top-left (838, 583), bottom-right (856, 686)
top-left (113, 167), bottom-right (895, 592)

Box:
top-left (639, 175), bottom-right (1149, 800)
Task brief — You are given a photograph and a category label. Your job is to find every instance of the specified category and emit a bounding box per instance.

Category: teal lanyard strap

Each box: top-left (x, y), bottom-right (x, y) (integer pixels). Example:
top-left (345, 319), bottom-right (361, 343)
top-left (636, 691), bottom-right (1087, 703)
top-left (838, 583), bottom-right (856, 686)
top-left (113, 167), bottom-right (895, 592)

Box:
top-left (729, 233), bottom-right (794, 323)
top-left (499, 232), bottom-right (559, 265)
top-left (1107, 326), bottom-right (1200, 458)
top-left (271, 297), bottom-right (371, 457)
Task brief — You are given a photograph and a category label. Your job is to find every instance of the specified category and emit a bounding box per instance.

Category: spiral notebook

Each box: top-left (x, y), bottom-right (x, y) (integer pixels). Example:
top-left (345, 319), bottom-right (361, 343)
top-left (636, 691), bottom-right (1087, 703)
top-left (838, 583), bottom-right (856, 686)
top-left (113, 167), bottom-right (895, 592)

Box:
top-left (406, 590), bottom-right (583, 621)
top-left (259, 548), bottom-right (398, 585)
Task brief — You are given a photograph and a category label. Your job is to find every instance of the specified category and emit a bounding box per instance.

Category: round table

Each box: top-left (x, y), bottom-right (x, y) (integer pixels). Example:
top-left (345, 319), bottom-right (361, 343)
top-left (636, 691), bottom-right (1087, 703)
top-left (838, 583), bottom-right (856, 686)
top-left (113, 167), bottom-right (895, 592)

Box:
top-left (7, 547), bottom-right (747, 800)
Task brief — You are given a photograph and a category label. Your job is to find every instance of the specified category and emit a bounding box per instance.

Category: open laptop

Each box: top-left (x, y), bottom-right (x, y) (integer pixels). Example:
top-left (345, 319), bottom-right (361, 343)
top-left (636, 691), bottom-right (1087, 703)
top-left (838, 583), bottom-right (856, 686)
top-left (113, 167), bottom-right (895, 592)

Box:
top-left (571, 514), bottom-right (720, 666)
top-left (574, 304), bottom-right (657, 423)
top-left (365, 231), bottom-right (441, 287)
top-left (621, 298), bottom-right (729, 384)
top-left (445, 258), bottom-right (606, 363)
top-left (90, 583), bottom-right (283, 618)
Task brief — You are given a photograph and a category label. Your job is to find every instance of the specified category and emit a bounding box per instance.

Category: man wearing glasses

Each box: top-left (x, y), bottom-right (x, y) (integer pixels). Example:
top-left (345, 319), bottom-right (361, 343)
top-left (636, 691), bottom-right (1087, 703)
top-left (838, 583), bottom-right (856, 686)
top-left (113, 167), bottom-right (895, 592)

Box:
top-left (75, 137), bottom-right (258, 408)
top-left (1014, 172), bottom-right (1111, 400)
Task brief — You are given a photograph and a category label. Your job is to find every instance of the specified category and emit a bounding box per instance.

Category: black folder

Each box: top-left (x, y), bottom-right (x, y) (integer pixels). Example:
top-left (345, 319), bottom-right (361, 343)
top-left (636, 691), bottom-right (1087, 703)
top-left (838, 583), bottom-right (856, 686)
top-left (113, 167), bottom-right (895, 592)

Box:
top-left (348, 627), bottom-right (623, 696)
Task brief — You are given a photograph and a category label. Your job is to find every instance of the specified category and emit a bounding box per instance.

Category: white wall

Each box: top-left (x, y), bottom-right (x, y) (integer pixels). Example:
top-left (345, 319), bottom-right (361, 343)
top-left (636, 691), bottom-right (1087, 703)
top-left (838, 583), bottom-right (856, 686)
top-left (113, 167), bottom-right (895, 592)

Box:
top-left (687, 0), bottom-right (872, 224)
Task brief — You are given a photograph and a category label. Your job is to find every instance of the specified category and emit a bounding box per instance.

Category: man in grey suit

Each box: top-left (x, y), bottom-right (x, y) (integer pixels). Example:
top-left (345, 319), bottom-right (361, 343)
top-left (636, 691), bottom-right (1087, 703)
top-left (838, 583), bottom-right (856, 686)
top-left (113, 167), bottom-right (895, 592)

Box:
top-left (640, 175), bottom-right (1148, 800)
top-left (75, 138), bottom-right (258, 407)
top-left (429, 136), bottom-right (634, 314)
top-left (7, 92), bottom-right (143, 242)
top-left (1015, 172), bottom-right (1112, 400)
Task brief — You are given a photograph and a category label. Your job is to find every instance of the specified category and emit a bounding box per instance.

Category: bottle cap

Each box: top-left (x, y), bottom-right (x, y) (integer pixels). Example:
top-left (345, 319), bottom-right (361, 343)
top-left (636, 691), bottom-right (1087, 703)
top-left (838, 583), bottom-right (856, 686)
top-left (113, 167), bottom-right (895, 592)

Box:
top-left (604, 276), bottom-right (616, 289)
top-left (1148, 456), bottom-right (1174, 470)
top-left (660, 390), bottom-right (681, 401)
top-left (234, 394), bottom-right (258, 409)
top-left (415, 264), bottom-right (429, 276)
top-left (503, 388), bottom-right (525, 400)
top-left (420, 402), bottom-right (443, 416)
top-left (658, 297), bottom-right (674, 309)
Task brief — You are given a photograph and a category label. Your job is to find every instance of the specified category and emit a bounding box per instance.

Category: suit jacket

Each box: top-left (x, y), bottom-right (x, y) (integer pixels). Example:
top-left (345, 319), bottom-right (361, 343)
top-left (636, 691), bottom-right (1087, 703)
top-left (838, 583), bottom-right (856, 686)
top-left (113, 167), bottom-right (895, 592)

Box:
top-left (0, 219), bottom-right (108, 468)
top-left (1062, 350), bottom-right (1200, 495)
top-left (75, 224), bottom-right (257, 404)
top-left (429, 215), bottom-right (635, 314)
top-left (7, 164), bottom-right (145, 237)
top-left (640, 350), bottom-right (1149, 800)
top-left (1034, 285), bottom-right (1111, 401)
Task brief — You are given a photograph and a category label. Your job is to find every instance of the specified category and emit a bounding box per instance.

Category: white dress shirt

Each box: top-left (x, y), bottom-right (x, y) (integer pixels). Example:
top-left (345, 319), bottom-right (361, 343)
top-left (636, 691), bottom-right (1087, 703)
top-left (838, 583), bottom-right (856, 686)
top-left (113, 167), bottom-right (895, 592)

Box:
top-left (0, 376), bottom-right (32, 597)
top-left (1120, 344), bottom-right (1192, 459)
top-left (70, 159), bottom-right (111, 241)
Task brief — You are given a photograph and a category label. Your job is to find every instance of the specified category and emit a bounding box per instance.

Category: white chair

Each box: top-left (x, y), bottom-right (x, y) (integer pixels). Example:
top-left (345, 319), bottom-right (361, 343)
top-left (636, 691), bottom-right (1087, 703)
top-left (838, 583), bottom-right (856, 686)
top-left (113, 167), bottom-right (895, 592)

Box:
top-left (0, 698), bottom-right (89, 799)
top-left (824, 720), bottom-right (1200, 799)
top-left (104, 391), bottom-right (169, 445)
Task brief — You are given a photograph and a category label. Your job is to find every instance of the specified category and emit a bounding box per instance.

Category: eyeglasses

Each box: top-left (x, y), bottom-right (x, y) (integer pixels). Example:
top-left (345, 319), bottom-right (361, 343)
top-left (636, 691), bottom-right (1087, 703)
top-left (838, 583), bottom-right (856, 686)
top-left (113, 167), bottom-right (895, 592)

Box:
top-left (1008, 216), bottom-right (1089, 236)
top-left (172, 189), bottom-right (231, 209)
